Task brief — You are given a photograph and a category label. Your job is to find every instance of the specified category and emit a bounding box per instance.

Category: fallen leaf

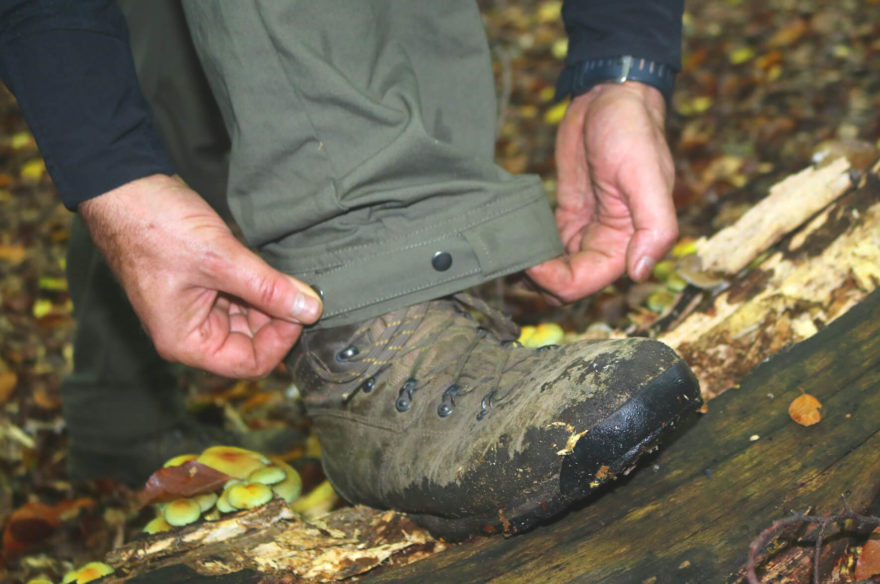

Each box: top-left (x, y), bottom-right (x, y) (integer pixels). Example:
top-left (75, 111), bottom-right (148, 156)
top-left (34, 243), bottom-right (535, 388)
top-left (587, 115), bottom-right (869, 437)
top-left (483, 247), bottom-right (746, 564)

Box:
top-left (20, 158), bottom-right (45, 183)
top-left (855, 527), bottom-right (880, 580)
top-left (788, 393), bottom-right (822, 426)
top-left (2, 499), bottom-right (94, 559)
top-left (0, 370), bottom-right (17, 404)
top-left (140, 460), bottom-right (232, 507)
top-left (0, 244), bottom-right (26, 264)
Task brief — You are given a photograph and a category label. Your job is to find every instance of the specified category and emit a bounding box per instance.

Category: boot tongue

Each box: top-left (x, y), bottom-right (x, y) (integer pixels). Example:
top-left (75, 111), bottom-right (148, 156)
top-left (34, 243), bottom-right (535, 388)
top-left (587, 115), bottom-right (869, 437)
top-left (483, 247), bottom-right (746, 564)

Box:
top-left (451, 293), bottom-right (520, 340)
top-left (297, 322), bottom-right (363, 366)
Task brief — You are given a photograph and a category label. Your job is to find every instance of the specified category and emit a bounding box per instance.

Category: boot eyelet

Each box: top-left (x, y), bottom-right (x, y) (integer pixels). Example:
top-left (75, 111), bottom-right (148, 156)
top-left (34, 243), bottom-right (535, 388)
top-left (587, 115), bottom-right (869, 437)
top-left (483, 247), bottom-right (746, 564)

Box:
top-left (395, 378), bottom-right (417, 413)
top-left (360, 377), bottom-right (375, 393)
top-left (437, 384), bottom-right (459, 418)
top-left (336, 345), bottom-right (359, 361)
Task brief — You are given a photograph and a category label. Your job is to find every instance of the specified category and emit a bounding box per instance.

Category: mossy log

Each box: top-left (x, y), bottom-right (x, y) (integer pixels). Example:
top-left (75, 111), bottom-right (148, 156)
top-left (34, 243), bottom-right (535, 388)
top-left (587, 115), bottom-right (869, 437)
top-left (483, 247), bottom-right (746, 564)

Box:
top-left (100, 161), bottom-right (880, 583)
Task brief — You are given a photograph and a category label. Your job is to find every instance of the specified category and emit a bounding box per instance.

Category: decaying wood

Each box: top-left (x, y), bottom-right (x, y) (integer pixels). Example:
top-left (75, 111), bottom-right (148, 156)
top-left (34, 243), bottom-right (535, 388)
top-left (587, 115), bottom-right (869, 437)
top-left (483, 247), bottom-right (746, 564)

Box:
top-left (100, 159), bottom-right (880, 583)
top-left (102, 502), bottom-right (442, 583)
top-left (661, 165), bottom-right (880, 399)
top-left (688, 156), bottom-right (852, 276)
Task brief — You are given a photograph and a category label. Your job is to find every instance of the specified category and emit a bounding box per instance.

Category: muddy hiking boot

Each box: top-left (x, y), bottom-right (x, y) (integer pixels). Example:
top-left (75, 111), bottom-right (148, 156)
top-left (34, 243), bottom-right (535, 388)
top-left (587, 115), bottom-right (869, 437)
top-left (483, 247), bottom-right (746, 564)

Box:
top-left (288, 293), bottom-right (701, 540)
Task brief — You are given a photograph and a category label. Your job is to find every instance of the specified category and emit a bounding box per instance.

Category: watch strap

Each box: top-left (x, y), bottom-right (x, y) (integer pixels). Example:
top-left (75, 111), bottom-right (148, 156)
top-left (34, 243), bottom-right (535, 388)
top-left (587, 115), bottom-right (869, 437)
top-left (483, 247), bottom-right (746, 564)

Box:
top-left (555, 55), bottom-right (676, 102)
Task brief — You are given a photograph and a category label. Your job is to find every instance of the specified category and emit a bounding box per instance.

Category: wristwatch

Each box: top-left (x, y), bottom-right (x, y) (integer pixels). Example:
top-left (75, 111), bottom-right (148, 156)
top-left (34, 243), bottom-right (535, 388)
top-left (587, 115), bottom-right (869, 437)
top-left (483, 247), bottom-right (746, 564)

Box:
top-left (555, 55), bottom-right (676, 103)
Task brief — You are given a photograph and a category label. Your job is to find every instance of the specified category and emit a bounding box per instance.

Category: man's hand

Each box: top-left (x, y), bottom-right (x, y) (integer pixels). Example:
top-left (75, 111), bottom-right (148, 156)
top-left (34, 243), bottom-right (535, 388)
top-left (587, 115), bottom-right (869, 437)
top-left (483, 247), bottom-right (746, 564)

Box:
top-left (527, 81), bottom-right (677, 303)
top-left (79, 174), bottom-right (323, 379)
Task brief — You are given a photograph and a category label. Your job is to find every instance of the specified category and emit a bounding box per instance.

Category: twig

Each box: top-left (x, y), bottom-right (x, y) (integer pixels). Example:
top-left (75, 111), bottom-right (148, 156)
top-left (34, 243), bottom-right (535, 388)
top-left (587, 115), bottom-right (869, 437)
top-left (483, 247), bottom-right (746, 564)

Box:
top-left (746, 505), bottom-right (880, 584)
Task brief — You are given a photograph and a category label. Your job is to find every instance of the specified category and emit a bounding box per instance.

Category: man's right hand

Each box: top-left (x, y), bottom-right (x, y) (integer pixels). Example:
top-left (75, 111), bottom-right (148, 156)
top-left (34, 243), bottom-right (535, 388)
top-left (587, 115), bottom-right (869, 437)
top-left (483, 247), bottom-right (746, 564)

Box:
top-left (79, 174), bottom-right (322, 379)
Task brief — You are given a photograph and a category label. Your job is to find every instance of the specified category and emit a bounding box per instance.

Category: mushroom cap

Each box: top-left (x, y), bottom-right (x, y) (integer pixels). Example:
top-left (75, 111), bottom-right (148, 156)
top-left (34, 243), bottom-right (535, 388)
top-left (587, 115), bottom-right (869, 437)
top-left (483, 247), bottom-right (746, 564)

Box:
top-left (247, 465), bottom-right (286, 486)
top-left (143, 515), bottom-right (173, 535)
top-left (25, 578), bottom-right (55, 584)
top-left (163, 498), bottom-right (202, 527)
top-left (193, 492), bottom-right (219, 513)
top-left (197, 446), bottom-right (268, 479)
top-left (216, 487), bottom-right (236, 514)
top-left (226, 482), bottom-right (273, 510)
top-left (162, 453), bottom-right (198, 468)
top-left (61, 561), bottom-right (114, 584)
top-left (268, 459), bottom-right (303, 503)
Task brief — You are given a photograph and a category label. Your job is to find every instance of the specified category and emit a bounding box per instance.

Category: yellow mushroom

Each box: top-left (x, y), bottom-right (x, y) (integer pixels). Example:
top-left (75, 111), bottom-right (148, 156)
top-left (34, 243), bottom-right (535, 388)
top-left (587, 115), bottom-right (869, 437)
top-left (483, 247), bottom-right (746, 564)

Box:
top-left (196, 445), bottom-right (268, 479)
top-left (162, 498), bottom-right (202, 527)
top-left (268, 459), bottom-right (303, 503)
top-left (226, 482), bottom-right (273, 510)
top-left (162, 453), bottom-right (198, 468)
top-left (247, 465), bottom-right (287, 486)
top-left (61, 561), bottom-right (114, 584)
top-left (142, 515), bottom-right (173, 535)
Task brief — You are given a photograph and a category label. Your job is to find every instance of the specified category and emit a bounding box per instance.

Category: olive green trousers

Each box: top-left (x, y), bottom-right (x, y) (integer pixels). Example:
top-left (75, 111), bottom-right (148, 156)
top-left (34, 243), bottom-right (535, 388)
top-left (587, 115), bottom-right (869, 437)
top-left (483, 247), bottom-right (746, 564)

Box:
top-left (62, 0), bottom-right (562, 441)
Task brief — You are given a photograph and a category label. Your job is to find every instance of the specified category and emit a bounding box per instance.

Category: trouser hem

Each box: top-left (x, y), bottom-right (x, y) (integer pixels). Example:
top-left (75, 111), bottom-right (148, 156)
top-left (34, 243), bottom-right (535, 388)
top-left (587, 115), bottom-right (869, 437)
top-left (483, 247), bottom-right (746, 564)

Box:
top-left (270, 182), bottom-right (563, 328)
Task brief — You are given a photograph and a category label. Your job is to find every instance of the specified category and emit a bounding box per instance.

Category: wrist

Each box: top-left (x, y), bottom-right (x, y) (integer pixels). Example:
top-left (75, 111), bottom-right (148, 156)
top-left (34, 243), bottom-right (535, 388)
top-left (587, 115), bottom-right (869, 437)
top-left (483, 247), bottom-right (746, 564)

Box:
top-left (555, 56), bottom-right (677, 104)
top-left (573, 81), bottom-right (667, 125)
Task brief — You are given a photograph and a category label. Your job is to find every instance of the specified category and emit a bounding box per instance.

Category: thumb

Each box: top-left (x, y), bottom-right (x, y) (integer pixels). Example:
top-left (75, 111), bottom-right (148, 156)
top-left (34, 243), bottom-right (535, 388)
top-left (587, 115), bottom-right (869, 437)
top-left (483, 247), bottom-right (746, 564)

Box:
top-left (208, 236), bottom-right (323, 325)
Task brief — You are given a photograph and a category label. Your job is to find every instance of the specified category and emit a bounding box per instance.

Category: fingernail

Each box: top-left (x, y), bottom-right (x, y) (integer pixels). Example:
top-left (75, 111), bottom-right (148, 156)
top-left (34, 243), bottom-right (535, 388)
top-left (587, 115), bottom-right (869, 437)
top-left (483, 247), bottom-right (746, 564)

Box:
top-left (634, 256), bottom-right (656, 282)
top-left (292, 292), bottom-right (322, 322)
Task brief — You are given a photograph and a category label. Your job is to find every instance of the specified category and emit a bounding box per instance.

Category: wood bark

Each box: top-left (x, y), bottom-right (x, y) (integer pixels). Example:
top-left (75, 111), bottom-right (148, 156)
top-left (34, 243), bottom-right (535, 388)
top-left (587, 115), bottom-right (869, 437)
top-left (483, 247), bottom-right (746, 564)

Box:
top-left (99, 160), bottom-right (880, 583)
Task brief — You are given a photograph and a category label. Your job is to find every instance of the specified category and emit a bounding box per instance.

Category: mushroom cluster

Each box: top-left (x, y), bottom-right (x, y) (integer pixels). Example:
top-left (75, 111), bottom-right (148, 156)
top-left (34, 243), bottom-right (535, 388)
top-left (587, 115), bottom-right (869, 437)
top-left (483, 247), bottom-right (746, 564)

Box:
top-left (144, 445), bottom-right (303, 534)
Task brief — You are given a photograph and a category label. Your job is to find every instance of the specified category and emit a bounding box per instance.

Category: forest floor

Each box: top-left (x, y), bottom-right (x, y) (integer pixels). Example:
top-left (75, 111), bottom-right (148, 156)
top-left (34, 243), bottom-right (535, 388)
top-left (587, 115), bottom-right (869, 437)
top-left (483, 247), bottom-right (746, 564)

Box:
top-left (0, 1), bottom-right (878, 582)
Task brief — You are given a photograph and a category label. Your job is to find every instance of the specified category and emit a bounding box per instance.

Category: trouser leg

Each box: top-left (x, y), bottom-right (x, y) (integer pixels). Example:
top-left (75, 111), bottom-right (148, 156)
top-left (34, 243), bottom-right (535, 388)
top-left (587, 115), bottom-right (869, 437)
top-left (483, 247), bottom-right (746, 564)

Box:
top-left (182, 0), bottom-right (563, 328)
top-left (62, 217), bottom-right (185, 442)
top-left (61, 0), bottom-right (229, 446)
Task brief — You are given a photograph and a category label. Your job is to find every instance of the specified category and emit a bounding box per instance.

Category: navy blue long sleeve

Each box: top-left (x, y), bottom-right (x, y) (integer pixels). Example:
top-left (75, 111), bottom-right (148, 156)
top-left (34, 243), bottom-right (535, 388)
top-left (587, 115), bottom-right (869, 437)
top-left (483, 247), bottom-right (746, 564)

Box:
top-left (562, 0), bottom-right (683, 67)
top-left (560, 0), bottom-right (684, 88)
top-left (0, 0), bottom-right (175, 210)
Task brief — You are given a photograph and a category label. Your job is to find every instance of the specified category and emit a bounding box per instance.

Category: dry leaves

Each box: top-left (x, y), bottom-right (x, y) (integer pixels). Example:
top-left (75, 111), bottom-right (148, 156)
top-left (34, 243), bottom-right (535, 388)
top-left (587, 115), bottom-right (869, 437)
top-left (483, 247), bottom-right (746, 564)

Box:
top-left (788, 393), bottom-right (823, 427)
top-left (855, 527), bottom-right (880, 580)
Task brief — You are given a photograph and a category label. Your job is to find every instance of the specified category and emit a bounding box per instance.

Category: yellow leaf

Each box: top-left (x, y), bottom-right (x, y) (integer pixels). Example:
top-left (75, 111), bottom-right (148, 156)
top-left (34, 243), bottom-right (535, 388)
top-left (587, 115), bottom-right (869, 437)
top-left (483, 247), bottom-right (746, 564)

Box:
top-left (728, 46), bottom-right (755, 65)
top-left (536, 1), bottom-right (562, 23)
top-left (671, 238), bottom-right (698, 258)
top-left (38, 276), bottom-right (67, 291)
top-left (0, 244), bottom-right (27, 264)
top-left (538, 86), bottom-right (556, 103)
top-left (551, 38), bottom-right (568, 60)
top-left (11, 131), bottom-right (34, 150)
top-left (20, 158), bottom-right (46, 183)
top-left (544, 100), bottom-right (569, 125)
top-left (32, 299), bottom-right (54, 319)
top-left (676, 96), bottom-right (713, 116)
top-left (788, 393), bottom-right (822, 427)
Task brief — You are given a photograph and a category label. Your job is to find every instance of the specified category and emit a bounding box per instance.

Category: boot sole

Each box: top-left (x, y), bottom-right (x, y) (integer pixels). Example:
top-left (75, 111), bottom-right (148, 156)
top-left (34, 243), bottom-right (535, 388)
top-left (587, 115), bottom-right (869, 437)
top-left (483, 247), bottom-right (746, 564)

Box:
top-left (409, 359), bottom-right (702, 541)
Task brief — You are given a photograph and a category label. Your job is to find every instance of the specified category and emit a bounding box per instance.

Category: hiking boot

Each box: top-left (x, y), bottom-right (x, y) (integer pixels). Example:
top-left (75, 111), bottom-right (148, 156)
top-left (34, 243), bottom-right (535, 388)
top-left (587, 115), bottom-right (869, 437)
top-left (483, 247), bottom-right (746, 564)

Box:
top-left (67, 421), bottom-right (304, 487)
top-left (287, 293), bottom-right (701, 540)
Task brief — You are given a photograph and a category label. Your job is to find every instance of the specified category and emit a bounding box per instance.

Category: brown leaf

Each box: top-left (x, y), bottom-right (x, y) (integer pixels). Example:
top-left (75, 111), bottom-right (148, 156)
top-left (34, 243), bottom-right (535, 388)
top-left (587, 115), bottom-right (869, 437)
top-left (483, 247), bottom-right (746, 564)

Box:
top-left (0, 371), bottom-right (16, 404)
top-left (2, 498), bottom-right (94, 559)
top-left (788, 393), bottom-right (822, 426)
top-left (140, 460), bottom-right (232, 507)
top-left (855, 527), bottom-right (880, 580)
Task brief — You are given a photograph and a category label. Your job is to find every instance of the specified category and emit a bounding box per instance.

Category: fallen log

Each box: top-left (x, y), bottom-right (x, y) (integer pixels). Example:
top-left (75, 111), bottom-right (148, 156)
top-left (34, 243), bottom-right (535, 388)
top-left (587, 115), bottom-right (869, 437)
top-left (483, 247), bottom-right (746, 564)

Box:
top-left (97, 159), bottom-right (880, 583)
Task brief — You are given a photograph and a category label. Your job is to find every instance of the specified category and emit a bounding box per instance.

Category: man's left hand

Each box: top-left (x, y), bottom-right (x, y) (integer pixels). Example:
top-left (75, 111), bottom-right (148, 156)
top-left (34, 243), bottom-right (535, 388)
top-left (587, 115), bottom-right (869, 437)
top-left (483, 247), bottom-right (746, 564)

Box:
top-left (527, 81), bottom-right (677, 303)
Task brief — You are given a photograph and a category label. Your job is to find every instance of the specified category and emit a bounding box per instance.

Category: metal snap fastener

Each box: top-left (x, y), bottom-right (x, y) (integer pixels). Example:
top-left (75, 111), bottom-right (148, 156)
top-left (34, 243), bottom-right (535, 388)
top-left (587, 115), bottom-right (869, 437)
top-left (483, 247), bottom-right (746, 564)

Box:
top-left (431, 251), bottom-right (452, 271)
top-left (310, 284), bottom-right (324, 300)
